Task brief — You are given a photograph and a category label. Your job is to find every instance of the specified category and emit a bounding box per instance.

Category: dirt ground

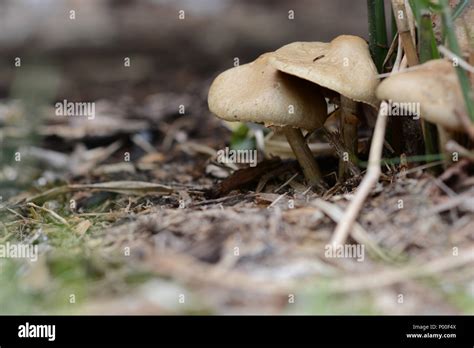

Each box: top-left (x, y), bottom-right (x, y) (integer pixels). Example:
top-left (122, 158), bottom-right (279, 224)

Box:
top-left (0, 0), bottom-right (473, 314)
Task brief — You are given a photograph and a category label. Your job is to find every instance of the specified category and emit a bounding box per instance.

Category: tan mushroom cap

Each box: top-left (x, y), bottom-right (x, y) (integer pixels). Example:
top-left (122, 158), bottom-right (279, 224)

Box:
top-left (208, 53), bottom-right (327, 131)
top-left (376, 59), bottom-right (464, 131)
top-left (268, 35), bottom-right (379, 107)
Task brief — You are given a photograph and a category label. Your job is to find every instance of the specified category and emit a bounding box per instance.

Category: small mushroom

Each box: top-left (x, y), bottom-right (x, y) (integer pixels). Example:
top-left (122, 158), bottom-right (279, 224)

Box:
top-left (376, 59), bottom-right (468, 162)
top-left (208, 53), bottom-right (328, 188)
top-left (376, 59), bottom-right (465, 131)
top-left (268, 35), bottom-right (379, 178)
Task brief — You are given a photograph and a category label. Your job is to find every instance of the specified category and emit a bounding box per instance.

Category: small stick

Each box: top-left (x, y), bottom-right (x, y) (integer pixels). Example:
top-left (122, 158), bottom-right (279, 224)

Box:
top-left (382, 32), bottom-right (399, 69)
top-left (312, 199), bottom-right (393, 262)
top-left (392, 0), bottom-right (419, 66)
top-left (267, 192), bottom-right (288, 209)
top-left (396, 160), bottom-right (445, 177)
top-left (274, 173), bottom-right (299, 193)
top-left (330, 102), bottom-right (389, 246)
top-left (438, 45), bottom-right (474, 73)
top-left (446, 140), bottom-right (474, 160)
top-left (26, 202), bottom-right (70, 226)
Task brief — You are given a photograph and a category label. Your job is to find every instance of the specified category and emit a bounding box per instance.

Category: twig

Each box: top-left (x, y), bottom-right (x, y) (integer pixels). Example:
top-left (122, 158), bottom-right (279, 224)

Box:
top-left (426, 188), bottom-right (474, 215)
top-left (190, 193), bottom-right (254, 207)
top-left (396, 160), bottom-right (445, 177)
top-left (404, 0), bottom-right (416, 45)
top-left (131, 133), bottom-right (157, 154)
top-left (445, 140), bottom-right (474, 160)
top-left (26, 202), bottom-right (70, 226)
top-left (330, 103), bottom-right (389, 246)
top-left (274, 173), bottom-right (299, 192)
top-left (438, 45), bottom-right (474, 73)
top-left (267, 192), bottom-right (287, 209)
top-left (382, 32), bottom-right (399, 68)
top-left (312, 199), bottom-right (393, 262)
top-left (392, 0), bottom-right (419, 66)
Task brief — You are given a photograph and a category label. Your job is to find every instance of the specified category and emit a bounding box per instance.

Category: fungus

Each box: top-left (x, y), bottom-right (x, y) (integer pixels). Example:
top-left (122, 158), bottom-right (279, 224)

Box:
top-left (376, 59), bottom-right (465, 131)
top-left (269, 35), bottom-right (379, 178)
top-left (376, 59), bottom-right (470, 162)
top-left (208, 53), bottom-right (328, 188)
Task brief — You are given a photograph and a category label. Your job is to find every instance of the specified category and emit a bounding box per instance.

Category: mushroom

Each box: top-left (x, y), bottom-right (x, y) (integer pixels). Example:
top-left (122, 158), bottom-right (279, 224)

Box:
top-left (376, 59), bottom-right (465, 131)
top-left (268, 35), bottom-right (379, 178)
top-left (376, 59), bottom-right (468, 161)
top-left (208, 53), bottom-right (328, 188)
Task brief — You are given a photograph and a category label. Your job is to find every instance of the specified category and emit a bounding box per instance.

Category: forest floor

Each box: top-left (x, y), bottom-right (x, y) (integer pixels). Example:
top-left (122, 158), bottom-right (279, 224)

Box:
top-left (1, 91), bottom-right (473, 314)
top-left (0, 0), bottom-right (473, 315)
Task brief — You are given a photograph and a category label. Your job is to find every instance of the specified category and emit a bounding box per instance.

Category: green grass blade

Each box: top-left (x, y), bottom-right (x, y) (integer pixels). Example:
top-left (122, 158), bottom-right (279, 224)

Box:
top-left (418, 11), bottom-right (440, 159)
top-left (367, 0), bottom-right (389, 72)
top-left (452, 0), bottom-right (470, 20)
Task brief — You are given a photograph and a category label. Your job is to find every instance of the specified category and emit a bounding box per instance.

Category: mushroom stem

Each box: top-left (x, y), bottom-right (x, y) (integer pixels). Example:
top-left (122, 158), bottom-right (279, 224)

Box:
top-left (282, 126), bottom-right (324, 188)
top-left (339, 96), bottom-right (359, 180)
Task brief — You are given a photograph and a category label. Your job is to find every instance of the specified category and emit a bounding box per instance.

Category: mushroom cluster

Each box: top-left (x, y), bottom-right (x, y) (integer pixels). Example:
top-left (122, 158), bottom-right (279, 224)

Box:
top-left (269, 35), bottom-right (379, 177)
top-left (208, 35), bottom-right (379, 188)
top-left (208, 53), bottom-right (327, 188)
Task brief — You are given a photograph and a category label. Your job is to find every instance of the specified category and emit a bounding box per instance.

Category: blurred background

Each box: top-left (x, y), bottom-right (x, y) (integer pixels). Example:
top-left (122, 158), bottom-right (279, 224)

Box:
top-left (0, 0), bottom-right (372, 198)
top-left (0, 0), bottom-right (369, 98)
